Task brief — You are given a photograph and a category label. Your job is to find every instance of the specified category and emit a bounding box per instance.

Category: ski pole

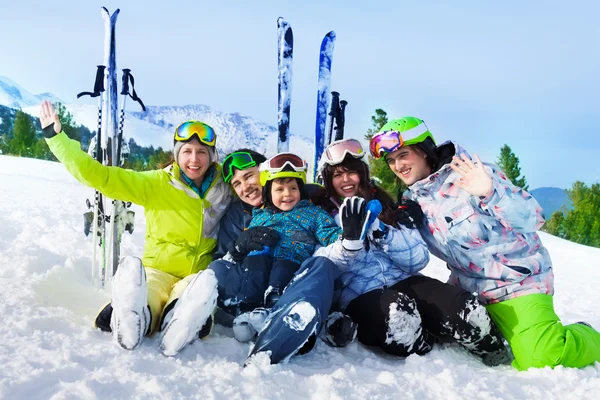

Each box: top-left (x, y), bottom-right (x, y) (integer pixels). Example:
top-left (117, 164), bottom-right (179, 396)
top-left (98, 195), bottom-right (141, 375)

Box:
top-left (327, 91), bottom-right (340, 146)
top-left (335, 99), bottom-right (347, 141)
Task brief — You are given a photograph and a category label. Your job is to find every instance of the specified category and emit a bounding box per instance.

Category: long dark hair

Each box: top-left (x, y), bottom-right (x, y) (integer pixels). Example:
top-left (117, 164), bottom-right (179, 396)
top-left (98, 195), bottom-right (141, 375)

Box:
top-left (320, 156), bottom-right (396, 225)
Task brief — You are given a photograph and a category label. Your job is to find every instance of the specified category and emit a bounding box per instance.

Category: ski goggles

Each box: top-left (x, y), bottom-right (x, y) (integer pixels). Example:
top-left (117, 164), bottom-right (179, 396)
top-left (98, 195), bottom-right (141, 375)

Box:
top-left (369, 122), bottom-right (430, 158)
top-left (222, 151), bottom-right (258, 183)
top-left (174, 121), bottom-right (216, 146)
top-left (321, 139), bottom-right (365, 166)
top-left (259, 153), bottom-right (308, 185)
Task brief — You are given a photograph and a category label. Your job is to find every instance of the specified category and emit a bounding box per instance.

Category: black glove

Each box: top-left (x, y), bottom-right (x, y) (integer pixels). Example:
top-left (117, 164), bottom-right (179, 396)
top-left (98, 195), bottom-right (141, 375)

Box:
top-left (340, 196), bottom-right (366, 251)
top-left (229, 227), bottom-right (280, 262)
top-left (394, 199), bottom-right (424, 229)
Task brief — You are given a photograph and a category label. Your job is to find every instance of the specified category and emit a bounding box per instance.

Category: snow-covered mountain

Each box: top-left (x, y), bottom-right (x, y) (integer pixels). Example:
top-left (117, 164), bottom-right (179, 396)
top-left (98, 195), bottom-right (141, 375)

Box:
top-left (0, 76), bottom-right (62, 109)
top-left (2, 76), bottom-right (316, 174)
top-left (1, 154), bottom-right (599, 399)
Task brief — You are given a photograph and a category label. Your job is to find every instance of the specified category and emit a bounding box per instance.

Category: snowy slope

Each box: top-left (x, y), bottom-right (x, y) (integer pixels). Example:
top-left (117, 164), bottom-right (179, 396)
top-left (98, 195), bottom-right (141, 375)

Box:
top-left (0, 155), bottom-right (599, 399)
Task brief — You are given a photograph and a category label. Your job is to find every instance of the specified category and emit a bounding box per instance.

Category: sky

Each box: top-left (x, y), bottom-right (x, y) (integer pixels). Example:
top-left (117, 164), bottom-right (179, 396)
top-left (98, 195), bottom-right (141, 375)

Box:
top-left (1, 0), bottom-right (599, 189)
top-left (1, 154), bottom-right (600, 399)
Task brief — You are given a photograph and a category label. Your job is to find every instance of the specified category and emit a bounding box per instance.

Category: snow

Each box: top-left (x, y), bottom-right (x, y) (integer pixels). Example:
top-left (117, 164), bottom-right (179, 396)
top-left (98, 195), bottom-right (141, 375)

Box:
top-left (283, 301), bottom-right (316, 332)
top-left (385, 300), bottom-right (421, 348)
top-left (1, 154), bottom-right (600, 399)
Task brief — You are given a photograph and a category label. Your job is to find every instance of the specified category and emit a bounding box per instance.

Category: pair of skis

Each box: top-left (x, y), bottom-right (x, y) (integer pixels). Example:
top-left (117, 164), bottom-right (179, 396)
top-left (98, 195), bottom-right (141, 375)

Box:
top-left (276, 18), bottom-right (347, 182)
top-left (79, 7), bottom-right (146, 287)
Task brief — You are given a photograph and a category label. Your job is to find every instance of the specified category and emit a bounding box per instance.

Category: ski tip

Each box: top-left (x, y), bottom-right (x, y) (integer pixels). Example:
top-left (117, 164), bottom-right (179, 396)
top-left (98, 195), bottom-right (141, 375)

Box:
top-left (277, 17), bottom-right (289, 27)
top-left (327, 31), bottom-right (336, 37)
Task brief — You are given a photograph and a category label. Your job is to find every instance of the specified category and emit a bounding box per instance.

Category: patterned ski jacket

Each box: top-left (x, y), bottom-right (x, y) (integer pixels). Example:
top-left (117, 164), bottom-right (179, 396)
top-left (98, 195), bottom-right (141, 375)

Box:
top-left (248, 200), bottom-right (341, 265)
top-left (404, 142), bottom-right (554, 304)
top-left (315, 217), bottom-right (430, 311)
top-left (47, 132), bottom-right (232, 279)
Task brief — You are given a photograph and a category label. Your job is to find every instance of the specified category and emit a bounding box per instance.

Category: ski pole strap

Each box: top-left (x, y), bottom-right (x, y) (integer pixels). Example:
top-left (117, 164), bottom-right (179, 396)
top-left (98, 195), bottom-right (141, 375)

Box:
top-left (121, 69), bottom-right (146, 111)
top-left (77, 65), bottom-right (106, 98)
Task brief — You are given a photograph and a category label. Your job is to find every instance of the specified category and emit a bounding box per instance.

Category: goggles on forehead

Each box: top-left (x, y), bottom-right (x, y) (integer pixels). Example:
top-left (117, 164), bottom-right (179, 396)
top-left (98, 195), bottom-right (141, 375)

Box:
top-left (259, 153), bottom-right (308, 186)
top-left (262, 153), bottom-right (307, 172)
top-left (369, 130), bottom-right (404, 159)
top-left (369, 121), bottom-right (430, 158)
top-left (321, 139), bottom-right (365, 166)
top-left (222, 151), bottom-right (258, 183)
top-left (174, 121), bottom-right (216, 146)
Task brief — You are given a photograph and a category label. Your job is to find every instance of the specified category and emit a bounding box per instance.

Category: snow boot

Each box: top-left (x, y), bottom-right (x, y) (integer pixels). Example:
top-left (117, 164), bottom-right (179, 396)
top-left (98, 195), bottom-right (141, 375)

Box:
top-left (110, 256), bottom-right (151, 350)
top-left (233, 308), bottom-right (270, 343)
top-left (320, 311), bottom-right (357, 347)
top-left (160, 270), bottom-right (218, 357)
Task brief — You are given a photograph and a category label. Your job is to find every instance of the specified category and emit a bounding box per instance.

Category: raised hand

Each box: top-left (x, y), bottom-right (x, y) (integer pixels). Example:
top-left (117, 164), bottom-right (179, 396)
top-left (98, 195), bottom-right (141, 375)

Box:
top-left (450, 153), bottom-right (493, 198)
top-left (340, 196), bottom-right (366, 251)
top-left (39, 100), bottom-right (62, 134)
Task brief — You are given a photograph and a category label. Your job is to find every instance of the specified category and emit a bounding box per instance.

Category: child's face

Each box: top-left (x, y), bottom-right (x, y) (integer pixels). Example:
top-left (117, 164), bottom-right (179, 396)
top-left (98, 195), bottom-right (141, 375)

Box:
top-left (271, 178), bottom-right (300, 211)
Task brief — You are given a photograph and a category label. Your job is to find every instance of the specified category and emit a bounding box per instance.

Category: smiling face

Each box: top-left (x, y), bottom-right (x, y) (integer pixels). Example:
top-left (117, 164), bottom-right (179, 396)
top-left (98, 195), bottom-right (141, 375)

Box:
top-left (270, 177), bottom-right (300, 211)
top-left (331, 166), bottom-right (361, 198)
top-left (230, 165), bottom-right (263, 207)
top-left (385, 145), bottom-right (431, 186)
top-left (178, 141), bottom-right (212, 186)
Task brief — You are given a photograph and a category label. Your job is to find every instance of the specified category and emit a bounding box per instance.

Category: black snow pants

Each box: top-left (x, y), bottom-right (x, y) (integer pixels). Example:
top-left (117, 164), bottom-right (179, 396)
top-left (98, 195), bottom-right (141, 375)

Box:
top-left (346, 275), bottom-right (509, 365)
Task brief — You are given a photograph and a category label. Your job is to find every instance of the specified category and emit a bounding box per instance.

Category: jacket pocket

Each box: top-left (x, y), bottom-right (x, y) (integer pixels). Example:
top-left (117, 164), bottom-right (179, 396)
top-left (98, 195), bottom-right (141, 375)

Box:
top-left (442, 203), bottom-right (489, 250)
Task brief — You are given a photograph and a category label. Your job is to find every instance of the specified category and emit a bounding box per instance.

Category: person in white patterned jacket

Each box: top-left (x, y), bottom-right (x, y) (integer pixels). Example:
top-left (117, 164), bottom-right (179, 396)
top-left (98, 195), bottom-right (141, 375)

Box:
top-left (370, 116), bottom-right (600, 371)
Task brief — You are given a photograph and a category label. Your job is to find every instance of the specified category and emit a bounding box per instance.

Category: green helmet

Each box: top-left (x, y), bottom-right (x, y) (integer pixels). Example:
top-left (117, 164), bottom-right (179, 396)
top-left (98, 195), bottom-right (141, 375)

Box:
top-left (378, 117), bottom-right (435, 147)
top-left (370, 116), bottom-right (439, 169)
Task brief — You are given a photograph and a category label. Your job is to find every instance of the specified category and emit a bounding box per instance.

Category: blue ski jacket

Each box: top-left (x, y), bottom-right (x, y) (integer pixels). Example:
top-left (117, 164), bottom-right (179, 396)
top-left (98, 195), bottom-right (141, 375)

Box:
top-left (248, 200), bottom-right (342, 265)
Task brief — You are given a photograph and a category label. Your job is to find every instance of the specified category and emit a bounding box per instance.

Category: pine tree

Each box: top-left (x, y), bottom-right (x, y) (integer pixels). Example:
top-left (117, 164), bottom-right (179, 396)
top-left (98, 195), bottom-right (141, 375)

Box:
top-left (364, 109), bottom-right (402, 198)
top-left (497, 144), bottom-right (529, 191)
top-left (542, 181), bottom-right (600, 248)
top-left (9, 110), bottom-right (36, 157)
top-left (55, 102), bottom-right (81, 143)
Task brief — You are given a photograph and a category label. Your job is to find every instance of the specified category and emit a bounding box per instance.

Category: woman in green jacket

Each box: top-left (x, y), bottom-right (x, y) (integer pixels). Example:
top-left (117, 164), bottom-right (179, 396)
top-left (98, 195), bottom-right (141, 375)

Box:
top-left (39, 100), bottom-right (232, 354)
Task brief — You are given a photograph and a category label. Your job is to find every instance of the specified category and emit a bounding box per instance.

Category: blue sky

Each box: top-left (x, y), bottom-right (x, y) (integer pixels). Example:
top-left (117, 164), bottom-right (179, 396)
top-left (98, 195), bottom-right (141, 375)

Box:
top-left (1, 0), bottom-right (598, 189)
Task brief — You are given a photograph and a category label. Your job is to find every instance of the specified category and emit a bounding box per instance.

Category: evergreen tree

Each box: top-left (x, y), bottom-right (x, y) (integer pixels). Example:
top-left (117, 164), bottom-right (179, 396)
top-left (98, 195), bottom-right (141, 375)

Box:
top-left (9, 110), bottom-right (36, 157)
top-left (543, 210), bottom-right (565, 237)
top-left (364, 109), bottom-right (403, 198)
top-left (148, 148), bottom-right (172, 170)
top-left (55, 102), bottom-right (81, 143)
top-left (497, 144), bottom-right (529, 191)
top-left (542, 181), bottom-right (600, 248)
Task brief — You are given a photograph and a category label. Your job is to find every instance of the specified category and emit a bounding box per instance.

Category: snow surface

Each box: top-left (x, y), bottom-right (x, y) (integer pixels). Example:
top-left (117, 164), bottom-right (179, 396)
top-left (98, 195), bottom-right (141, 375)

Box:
top-left (1, 154), bottom-right (599, 399)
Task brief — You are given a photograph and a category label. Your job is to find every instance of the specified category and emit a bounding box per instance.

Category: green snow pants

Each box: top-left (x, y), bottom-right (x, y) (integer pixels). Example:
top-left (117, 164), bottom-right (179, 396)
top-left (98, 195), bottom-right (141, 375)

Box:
top-left (486, 293), bottom-right (600, 371)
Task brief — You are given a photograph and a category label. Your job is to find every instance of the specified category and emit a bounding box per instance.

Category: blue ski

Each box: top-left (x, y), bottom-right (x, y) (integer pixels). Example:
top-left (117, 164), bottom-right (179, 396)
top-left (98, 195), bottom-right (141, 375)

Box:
top-left (313, 31), bottom-right (336, 182)
top-left (277, 17), bottom-right (293, 153)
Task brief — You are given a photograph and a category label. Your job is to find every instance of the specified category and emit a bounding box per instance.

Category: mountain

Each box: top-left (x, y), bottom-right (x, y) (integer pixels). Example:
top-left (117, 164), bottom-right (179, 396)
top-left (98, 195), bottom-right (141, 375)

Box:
top-left (0, 76), bottom-right (62, 109)
top-left (531, 187), bottom-right (572, 217)
top-left (2, 76), bottom-right (316, 175)
top-left (1, 154), bottom-right (599, 399)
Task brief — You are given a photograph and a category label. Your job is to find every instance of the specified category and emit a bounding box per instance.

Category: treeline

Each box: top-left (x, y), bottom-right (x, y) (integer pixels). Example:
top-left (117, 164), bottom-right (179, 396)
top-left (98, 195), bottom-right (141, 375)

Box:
top-left (364, 108), bottom-right (598, 248)
top-left (0, 103), bottom-right (171, 170)
top-left (542, 183), bottom-right (600, 248)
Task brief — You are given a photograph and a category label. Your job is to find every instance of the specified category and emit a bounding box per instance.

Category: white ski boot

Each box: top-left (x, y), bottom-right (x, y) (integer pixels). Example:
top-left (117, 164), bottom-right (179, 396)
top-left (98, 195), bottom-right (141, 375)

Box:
top-left (160, 270), bottom-right (218, 356)
top-left (110, 256), bottom-right (150, 350)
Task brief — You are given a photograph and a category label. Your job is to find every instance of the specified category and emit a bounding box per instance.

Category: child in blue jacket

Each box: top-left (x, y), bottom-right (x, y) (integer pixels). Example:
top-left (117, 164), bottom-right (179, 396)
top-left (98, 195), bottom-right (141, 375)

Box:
top-left (227, 152), bottom-right (342, 309)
